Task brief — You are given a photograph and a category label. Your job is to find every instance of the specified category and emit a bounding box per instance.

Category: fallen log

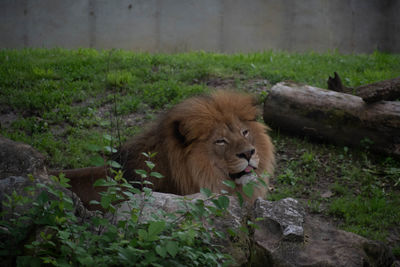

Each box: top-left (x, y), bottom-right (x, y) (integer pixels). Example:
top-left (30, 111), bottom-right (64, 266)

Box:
top-left (356, 76), bottom-right (400, 103)
top-left (327, 72), bottom-right (400, 103)
top-left (263, 82), bottom-right (400, 156)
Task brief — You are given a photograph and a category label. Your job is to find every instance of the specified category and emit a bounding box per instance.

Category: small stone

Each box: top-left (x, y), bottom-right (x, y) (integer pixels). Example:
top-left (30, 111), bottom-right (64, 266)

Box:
top-left (283, 225), bottom-right (304, 241)
top-left (321, 190), bottom-right (333, 198)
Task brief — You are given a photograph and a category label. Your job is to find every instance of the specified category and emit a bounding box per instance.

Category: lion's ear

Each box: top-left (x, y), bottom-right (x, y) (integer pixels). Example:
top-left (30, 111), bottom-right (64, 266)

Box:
top-left (173, 120), bottom-right (187, 145)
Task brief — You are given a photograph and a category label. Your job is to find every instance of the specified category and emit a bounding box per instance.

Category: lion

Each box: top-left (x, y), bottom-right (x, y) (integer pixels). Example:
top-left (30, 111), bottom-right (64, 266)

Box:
top-left (49, 90), bottom-right (275, 209)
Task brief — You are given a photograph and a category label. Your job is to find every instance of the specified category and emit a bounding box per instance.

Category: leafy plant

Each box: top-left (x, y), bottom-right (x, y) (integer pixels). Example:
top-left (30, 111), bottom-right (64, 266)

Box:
top-left (276, 169), bottom-right (298, 186)
top-left (0, 158), bottom-right (238, 266)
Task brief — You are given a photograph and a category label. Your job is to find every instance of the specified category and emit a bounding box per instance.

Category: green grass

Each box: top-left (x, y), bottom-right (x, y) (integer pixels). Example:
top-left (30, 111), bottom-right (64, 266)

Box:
top-left (0, 48), bottom-right (399, 255)
top-left (269, 133), bottom-right (400, 244)
top-left (329, 191), bottom-right (400, 240)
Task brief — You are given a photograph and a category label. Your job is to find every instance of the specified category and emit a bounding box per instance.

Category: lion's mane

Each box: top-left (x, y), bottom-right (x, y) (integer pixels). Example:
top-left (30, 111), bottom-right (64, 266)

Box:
top-left (116, 90), bottom-right (275, 199)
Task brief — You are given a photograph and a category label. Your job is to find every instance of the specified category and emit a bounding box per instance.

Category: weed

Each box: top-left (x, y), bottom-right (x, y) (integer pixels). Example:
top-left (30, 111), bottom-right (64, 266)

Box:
top-left (330, 183), bottom-right (349, 196)
top-left (266, 187), bottom-right (293, 201)
top-left (307, 199), bottom-right (321, 213)
top-left (276, 169), bottom-right (298, 186)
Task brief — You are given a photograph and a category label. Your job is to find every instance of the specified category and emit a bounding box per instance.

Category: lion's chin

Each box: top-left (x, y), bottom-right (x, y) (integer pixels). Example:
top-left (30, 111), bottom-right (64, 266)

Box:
top-left (233, 173), bottom-right (258, 185)
top-left (229, 165), bottom-right (257, 184)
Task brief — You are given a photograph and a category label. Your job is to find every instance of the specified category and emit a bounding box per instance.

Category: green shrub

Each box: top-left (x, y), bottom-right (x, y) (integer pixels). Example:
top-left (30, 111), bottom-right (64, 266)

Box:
top-left (0, 156), bottom-right (246, 266)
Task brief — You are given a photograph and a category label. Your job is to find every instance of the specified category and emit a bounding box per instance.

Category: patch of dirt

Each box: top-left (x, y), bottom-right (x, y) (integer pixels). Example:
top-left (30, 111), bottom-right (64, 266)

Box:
top-left (246, 79), bottom-right (272, 94)
top-left (204, 77), bottom-right (236, 89)
top-left (200, 76), bottom-right (272, 94)
top-left (0, 111), bottom-right (19, 129)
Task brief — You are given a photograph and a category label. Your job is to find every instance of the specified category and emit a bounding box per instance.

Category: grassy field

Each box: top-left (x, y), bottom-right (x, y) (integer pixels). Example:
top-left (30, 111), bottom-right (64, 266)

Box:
top-left (0, 48), bottom-right (399, 257)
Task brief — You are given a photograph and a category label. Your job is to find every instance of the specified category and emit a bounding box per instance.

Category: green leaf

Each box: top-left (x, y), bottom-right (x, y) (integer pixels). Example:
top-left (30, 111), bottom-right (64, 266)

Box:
top-left (135, 169), bottom-right (147, 178)
top-left (155, 245), bottom-right (167, 258)
top-left (131, 212), bottom-right (139, 223)
top-left (101, 194), bottom-right (113, 209)
top-left (148, 221), bottom-right (165, 235)
top-left (138, 229), bottom-right (148, 241)
top-left (150, 172), bottom-right (164, 179)
top-left (145, 160), bottom-right (155, 170)
top-left (243, 183), bottom-right (254, 198)
top-left (143, 187), bottom-right (152, 195)
top-left (142, 180), bottom-right (154, 185)
top-left (78, 255), bottom-right (94, 266)
top-left (99, 120), bottom-right (110, 127)
top-left (217, 195), bottom-right (230, 209)
top-left (37, 191), bottom-right (49, 204)
top-left (148, 221), bottom-right (165, 241)
top-left (59, 175), bottom-right (71, 188)
top-left (90, 155), bottom-right (105, 166)
top-left (103, 133), bottom-right (113, 141)
top-left (86, 144), bottom-right (102, 152)
top-left (214, 230), bottom-right (225, 239)
top-left (247, 220), bottom-right (257, 227)
top-left (257, 177), bottom-right (268, 187)
top-left (227, 228), bottom-right (237, 237)
top-left (105, 146), bottom-right (117, 153)
top-left (239, 226), bottom-right (249, 234)
top-left (166, 241), bottom-right (179, 258)
top-left (211, 199), bottom-right (220, 209)
top-left (58, 231), bottom-right (70, 240)
top-left (93, 179), bottom-right (107, 187)
top-left (235, 192), bottom-right (244, 206)
top-left (107, 160), bottom-right (122, 169)
top-left (131, 188), bottom-right (141, 194)
top-left (222, 180), bottom-right (236, 189)
top-left (89, 200), bottom-right (100, 205)
top-left (149, 152), bottom-right (158, 158)
top-left (200, 188), bottom-right (212, 197)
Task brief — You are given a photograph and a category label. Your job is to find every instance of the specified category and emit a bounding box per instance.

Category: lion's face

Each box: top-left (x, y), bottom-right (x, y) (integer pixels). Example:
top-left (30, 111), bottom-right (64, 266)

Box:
top-left (167, 91), bottom-right (275, 195)
top-left (210, 119), bottom-right (260, 183)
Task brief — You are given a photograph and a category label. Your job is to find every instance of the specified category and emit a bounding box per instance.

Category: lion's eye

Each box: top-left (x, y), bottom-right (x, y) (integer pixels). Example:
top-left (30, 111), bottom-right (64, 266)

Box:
top-left (242, 129), bottom-right (249, 137)
top-left (215, 139), bottom-right (227, 145)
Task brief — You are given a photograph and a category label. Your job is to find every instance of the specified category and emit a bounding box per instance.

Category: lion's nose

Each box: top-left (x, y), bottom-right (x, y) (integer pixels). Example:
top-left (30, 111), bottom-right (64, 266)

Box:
top-left (237, 149), bottom-right (255, 161)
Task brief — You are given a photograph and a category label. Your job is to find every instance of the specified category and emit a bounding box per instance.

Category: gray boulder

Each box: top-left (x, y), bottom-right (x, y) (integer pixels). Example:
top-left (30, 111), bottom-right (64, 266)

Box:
top-left (253, 198), bottom-right (393, 266)
top-left (0, 136), bottom-right (93, 222)
top-left (0, 136), bottom-right (47, 180)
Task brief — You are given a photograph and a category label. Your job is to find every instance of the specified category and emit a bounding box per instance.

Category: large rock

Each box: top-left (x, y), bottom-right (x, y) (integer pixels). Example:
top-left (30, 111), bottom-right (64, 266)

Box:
top-left (253, 198), bottom-right (394, 266)
top-left (0, 136), bottom-right (47, 180)
top-left (0, 136), bottom-right (92, 222)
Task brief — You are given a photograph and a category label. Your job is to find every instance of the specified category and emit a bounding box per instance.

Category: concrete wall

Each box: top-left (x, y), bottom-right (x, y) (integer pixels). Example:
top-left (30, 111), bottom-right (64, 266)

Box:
top-left (1, 0), bottom-right (399, 53)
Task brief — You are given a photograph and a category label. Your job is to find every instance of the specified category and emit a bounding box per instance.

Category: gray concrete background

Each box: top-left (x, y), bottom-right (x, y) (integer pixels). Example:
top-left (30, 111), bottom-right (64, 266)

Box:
top-left (0, 0), bottom-right (399, 53)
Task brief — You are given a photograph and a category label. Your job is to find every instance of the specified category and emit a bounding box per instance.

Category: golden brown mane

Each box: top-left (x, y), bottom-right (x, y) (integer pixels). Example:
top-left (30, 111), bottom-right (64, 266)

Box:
top-left (51, 90), bottom-right (275, 209)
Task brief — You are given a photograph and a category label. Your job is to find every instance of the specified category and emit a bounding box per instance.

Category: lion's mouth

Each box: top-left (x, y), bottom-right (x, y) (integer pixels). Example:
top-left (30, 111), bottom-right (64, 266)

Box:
top-left (229, 165), bottom-right (256, 180)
